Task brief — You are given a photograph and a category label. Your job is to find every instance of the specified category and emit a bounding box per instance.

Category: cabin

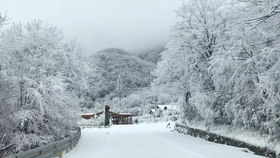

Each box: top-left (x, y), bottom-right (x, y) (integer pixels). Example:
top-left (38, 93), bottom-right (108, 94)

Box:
top-left (156, 105), bottom-right (179, 111)
top-left (81, 113), bottom-right (95, 119)
top-left (81, 111), bottom-right (104, 120)
top-left (110, 111), bottom-right (133, 124)
top-left (149, 109), bottom-right (156, 114)
top-left (149, 105), bottom-right (180, 118)
top-left (81, 111), bottom-right (133, 124)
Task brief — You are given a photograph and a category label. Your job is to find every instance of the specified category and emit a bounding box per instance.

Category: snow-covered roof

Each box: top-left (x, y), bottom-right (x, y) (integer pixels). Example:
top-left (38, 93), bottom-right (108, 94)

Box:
top-left (157, 105), bottom-right (167, 110)
top-left (81, 113), bottom-right (95, 115)
top-left (119, 113), bottom-right (133, 115)
top-left (150, 109), bottom-right (156, 113)
top-left (156, 105), bottom-right (179, 111)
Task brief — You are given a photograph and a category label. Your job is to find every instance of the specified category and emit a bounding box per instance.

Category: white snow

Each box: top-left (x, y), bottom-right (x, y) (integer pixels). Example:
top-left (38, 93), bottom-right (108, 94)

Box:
top-left (118, 113), bottom-right (133, 115)
top-left (81, 113), bottom-right (95, 115)
top-left (157, 105), bottom-right (179, 111)
top-left (150, 109), bottom-right (156, 113)
top-left (176, 119), bottom-right (280, 154)
top-left (65, 122), bottom-right (265, 158)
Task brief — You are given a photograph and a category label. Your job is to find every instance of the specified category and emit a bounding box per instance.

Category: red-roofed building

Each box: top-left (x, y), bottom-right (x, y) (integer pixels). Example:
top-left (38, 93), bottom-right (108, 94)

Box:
top-left (81, 111), bottom-right (133, 124)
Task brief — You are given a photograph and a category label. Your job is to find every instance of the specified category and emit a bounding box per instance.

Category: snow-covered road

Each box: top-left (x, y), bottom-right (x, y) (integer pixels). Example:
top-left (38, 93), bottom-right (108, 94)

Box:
top-left (65, 122), bottom-right (265, 158)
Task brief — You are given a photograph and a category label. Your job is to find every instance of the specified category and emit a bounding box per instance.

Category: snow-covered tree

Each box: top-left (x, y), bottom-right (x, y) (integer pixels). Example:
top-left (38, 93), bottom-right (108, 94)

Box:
top-left (218, 0), bottom-right (280, 135)
top-left (0, 20), bottom-right (90, 155)
top-left (0, 12), bottom-right (14, 157)
top-left (117, 74), bottom-right (124, 106)
top-left (138, 47), bottom-right (165, 64)
top-left (154, 0), bottom-right (280, 140)
top-left (153, 0), bottom-right (231, 123)
top-left (88, 48), bottom-right (155, 101)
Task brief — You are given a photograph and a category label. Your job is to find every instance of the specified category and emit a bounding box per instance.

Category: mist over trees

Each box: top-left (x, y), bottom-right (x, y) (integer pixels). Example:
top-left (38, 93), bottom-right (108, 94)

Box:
top-left (84, 48), bottom-right (157, 113)
top-left (89, 48), bottom-right (155, 99)
top-left (138, 47), bottom-right (165, 64)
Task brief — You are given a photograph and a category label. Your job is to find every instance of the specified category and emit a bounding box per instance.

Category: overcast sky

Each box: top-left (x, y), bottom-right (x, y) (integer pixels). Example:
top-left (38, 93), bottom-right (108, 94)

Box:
top-left (1, 0), bottom-right (183, 55)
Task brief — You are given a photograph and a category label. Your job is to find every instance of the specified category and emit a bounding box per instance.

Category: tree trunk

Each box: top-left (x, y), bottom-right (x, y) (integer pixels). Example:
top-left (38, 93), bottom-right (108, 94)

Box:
top-left (19, 80), bottom-right (24, 108)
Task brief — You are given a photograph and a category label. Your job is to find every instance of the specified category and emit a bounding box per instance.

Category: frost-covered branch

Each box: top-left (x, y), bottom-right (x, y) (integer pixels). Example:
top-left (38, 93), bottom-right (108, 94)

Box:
top-left (249, 3), bottom-right (280, 28)
top-left (0, 11), bottom-right (9, 28)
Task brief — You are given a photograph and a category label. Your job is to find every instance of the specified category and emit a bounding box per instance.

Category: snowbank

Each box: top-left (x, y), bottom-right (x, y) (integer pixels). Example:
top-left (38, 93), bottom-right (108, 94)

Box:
top-left (176, 119), bottom-right (280, 157)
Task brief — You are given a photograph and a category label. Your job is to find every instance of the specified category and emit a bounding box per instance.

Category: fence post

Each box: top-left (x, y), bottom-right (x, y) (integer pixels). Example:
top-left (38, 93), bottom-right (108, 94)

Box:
top-left (70, 137), bottom-right (73, 151)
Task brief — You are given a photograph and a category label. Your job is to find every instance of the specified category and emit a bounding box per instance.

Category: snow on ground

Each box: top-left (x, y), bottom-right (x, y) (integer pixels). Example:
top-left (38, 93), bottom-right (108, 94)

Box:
top-left (176, 119), bottom-right (280, 153)
top-left (65, 122), bottom-right (265, 158)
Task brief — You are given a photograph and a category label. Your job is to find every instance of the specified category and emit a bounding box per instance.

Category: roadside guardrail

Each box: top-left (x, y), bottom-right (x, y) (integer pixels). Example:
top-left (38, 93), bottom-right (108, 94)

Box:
top-left (4, 127), bottom-right (81, 158)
